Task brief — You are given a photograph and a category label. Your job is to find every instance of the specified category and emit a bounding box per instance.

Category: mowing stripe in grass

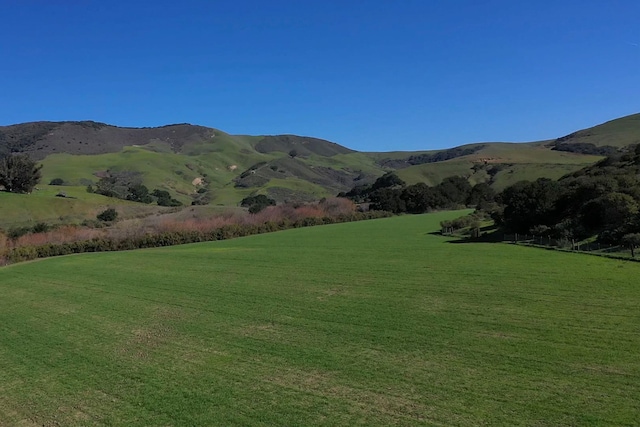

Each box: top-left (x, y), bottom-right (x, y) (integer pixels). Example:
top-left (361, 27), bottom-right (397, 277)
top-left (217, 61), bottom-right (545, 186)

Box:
top-left (0, 211), bottom-right (639, 425)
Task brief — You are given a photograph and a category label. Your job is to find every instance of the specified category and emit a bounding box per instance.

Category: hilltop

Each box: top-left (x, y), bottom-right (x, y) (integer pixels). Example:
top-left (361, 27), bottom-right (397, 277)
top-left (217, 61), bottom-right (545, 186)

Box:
top-left (0, 113), bottom-right (639, 226)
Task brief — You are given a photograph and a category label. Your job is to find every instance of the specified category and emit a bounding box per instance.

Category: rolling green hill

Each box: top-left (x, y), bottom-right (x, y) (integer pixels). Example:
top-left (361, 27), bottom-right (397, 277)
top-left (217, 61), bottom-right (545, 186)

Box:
top-left (1, 212), bottom-right (638, 425)
top-left (549, 113), bottom-right (640, 152)
top-left (1, 113), bottom-right (638, 227)
top-left (394, 142), bottom-right (603, 190)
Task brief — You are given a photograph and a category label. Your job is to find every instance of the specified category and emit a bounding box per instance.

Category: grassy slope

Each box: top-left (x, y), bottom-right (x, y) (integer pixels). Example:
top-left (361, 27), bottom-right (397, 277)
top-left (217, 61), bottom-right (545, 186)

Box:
top-left (38, 134), bottom-right (387, 209)
top-left (0, 186), bottom-right (166, 229)
top-left (556, 113), bottom-right (640, 147)
top-left (396, 142), bottom-right (603, 187)
top-left (1, 212), bottom-right (639, 426)
top-left (14, 114), bottom-right (637, 226)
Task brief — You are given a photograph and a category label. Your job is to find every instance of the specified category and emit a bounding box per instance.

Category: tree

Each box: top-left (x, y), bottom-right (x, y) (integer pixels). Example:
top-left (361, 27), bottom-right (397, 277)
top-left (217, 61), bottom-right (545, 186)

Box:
top-left (369, 188), bottom-right (406, 213)
top-left (0, 154), bottom-right (42, 193)
top-left (579, 192), bottom-right (638, 234)
top-left (152, 189), bottom-right (183, 207)
top-left (500, 178), bottom-right (563, 233)
top-left (241, 194), bottom-right (276, 213)
top-left (436, 176), bottom-right (472, 206)
top-left (126, 184), bottom-right (152, 203)
top-left (467, 182), bottom-right (496, 207)
top-left (401, 183), bottom-right (432, 213)
top-left (371, 172), bottom-right (405, 191)
top-left (622, 233), bottom-right (640, 258)
top-left (97, 208), bottom-right (118, 222)
top-left (95, 170), bottom-right (142, 200)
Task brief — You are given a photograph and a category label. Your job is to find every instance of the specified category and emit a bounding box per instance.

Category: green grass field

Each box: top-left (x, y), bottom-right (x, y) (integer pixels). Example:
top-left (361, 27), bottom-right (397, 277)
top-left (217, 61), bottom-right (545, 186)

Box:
top-left (1, 212), bottom-right (639, 426)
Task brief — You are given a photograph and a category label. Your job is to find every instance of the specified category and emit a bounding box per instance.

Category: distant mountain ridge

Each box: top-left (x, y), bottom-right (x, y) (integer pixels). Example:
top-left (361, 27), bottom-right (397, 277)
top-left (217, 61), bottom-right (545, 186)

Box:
top-left (0, 121), bottom-right (357, 161)
top-left (0, 113), bottom-right (638, 213)
top-left (0, 121), bottom-right (215, 159)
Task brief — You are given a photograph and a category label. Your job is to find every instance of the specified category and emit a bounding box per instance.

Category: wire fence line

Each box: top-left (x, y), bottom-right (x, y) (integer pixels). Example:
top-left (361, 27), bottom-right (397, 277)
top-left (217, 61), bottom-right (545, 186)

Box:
top-left (504, 234), bottom-right (621, 253)
top-left (441, 229), bottom-right (638, 261)
top-left (502, 233), bottom-right (640, 261)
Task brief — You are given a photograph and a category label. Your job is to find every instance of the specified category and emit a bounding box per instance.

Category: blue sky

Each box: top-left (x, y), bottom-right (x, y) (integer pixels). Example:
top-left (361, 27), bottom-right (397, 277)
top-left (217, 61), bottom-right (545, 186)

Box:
top-left (1, 0), bottom-right (638, 151)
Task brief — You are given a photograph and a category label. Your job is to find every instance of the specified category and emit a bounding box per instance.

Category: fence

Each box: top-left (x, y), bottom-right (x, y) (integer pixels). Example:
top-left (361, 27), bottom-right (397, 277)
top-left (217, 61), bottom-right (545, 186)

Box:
top-left (502, 233), bottom-right (636, 260)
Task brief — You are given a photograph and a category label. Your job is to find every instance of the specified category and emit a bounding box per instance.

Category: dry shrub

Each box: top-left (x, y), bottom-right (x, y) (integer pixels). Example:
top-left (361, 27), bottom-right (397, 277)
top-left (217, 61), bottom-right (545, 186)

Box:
top-left (108, 220), bottom-right (146, 241)
top-left (149, 216), bottom-right (239, 234)
top-left (0, 231), bottom-right (8, 252)
top-left (248, 206), bottom-right (286, 224)
top-left (14, 226), bottom-right (105, 248)
top-left (1, 197), bottom-right (379, 265)
top-left (320, 197), bottom-right (356, 216)
top-left (291, 205), bottom-right (325, 221)
top-left (245, 199), bottom-right (353, 224)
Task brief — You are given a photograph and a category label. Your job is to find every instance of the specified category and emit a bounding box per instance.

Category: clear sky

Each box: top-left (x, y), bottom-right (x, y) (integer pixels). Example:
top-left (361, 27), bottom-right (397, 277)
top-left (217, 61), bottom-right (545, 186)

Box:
top-left (1, 0), bottom-right (638, 151)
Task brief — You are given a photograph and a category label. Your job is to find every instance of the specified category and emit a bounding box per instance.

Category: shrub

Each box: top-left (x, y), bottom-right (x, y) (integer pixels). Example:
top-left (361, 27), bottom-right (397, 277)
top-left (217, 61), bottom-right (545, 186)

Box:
top-left (152, 189), bottom-right (183, 207)
top-left (241, 194), bottom-right (276, 213)
top-left (2, 200), bottom-right (395, 265)
top-left (32, 222), bottom-right (51, 233)
top-left (97, 208), bottom-right (118, 222)
top-left (7, 226), bottom-right (32, 240)
top-left (49, 178), bottom-right (64, 185)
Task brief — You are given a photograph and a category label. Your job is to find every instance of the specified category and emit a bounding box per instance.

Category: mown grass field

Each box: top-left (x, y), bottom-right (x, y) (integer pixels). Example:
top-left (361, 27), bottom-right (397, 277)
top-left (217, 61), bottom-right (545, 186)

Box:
top-left (0, 212), bottom-right (639, 426)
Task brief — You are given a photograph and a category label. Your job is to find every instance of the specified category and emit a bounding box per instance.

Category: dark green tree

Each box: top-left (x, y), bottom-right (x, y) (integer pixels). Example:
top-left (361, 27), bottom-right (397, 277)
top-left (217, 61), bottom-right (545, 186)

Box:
top-left (127, 184), bottom-right (152, 203)
top-left (467, 182), bottom-right (496, 207)
top-left (0, 154), bottom-right (42, 193)
top-left (579, 192), bottom-right (638, 234)
top-left (241, 194), bottom-right (276, 213)
top-left (500, 178), bottom-right (564, 233)
top-left (152, 189), bottom-right (183, 207)
top-left (371, 172), bottom-right (405, 191)
top-left (97, 208), bottom-right (118, 222)
top-left (369, 188), bottom-right (406, 213)
top-left (622, 233), bottom-right (640, 257)
top-left (94, 170), bottom-right (142, 199)
top-left (401, 183), bottom-right (432, 213)
top-left (436, 176), bottom-right (472, 206)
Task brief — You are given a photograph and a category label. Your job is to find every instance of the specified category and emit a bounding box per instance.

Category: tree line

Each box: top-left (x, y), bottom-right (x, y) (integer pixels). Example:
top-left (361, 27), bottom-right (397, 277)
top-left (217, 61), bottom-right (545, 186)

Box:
top-left (340, 145), bottom-right (640, 249)
top-left (338, 172), bottom-right (495, 214)
top-left (493, 145), bottom-right (640, 246)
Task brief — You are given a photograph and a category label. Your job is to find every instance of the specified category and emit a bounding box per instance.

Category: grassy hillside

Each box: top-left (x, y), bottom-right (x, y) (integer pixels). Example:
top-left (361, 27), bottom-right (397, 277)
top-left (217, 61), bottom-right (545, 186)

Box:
top-left (550, 113), bottom-right (640, 148)
top-left (395, 143), bottom-right (603, 188)
top-left (1, 213), bottom-right (638, 425)
top-left (0, 185), bottom-right (167, 229)
top-left (35, 130), bottom-right (387, 209)
top-left (1, 113), bottom-right (638, 227)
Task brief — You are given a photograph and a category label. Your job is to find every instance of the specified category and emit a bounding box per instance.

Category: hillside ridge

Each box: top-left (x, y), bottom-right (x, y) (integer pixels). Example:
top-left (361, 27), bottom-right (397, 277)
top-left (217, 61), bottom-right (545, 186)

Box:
top-left (0, 113), bottom-right (638, 220)
top-left (2, 113), bottom-right (639, 160)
